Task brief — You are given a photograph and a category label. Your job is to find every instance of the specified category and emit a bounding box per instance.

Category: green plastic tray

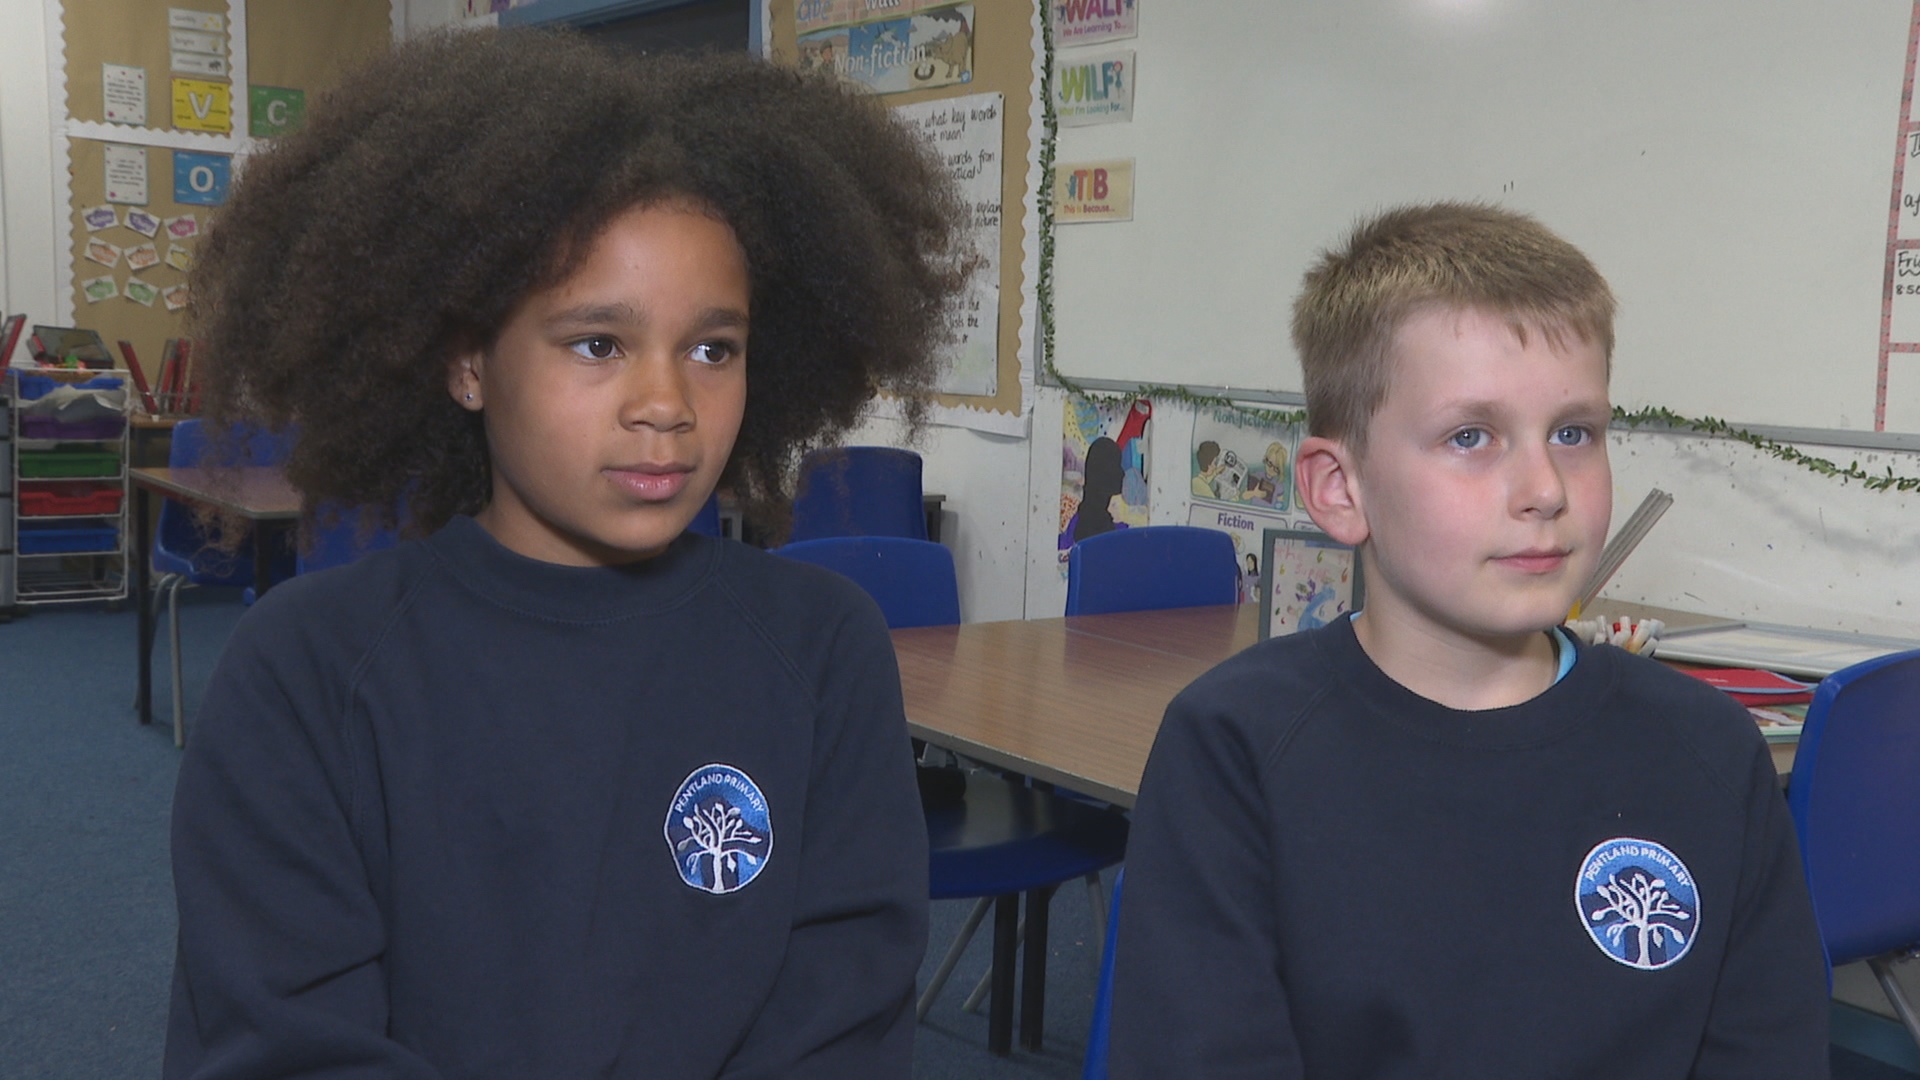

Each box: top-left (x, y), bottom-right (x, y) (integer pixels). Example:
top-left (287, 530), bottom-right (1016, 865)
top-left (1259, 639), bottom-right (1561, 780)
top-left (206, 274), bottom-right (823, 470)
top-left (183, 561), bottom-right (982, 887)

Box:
top-left (18, 448), bottom-right (121, 478)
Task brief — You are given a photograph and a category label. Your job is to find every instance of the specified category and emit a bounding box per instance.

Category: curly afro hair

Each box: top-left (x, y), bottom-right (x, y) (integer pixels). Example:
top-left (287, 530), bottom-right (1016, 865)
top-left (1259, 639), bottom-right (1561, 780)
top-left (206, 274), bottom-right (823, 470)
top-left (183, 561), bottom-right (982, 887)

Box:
top-left (191, 28), bottom-right (969, 538)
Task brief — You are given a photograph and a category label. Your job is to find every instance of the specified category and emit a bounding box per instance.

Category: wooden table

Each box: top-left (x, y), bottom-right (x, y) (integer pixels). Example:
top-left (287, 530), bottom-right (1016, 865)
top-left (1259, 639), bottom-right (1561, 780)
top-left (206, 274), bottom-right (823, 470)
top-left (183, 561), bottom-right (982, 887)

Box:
top-left (893, 604), bottom-right (1795, 808)
top-left (892, 605), bottom-right (1259, 808)
top-left (129, 466), bottom-right (301, 734)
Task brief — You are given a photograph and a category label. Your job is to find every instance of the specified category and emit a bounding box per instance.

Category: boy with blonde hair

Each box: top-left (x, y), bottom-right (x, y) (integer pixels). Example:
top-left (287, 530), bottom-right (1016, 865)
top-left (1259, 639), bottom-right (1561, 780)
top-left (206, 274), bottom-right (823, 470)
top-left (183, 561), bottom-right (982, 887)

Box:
top-left (1110, 203), bottom-right (1828, 1078)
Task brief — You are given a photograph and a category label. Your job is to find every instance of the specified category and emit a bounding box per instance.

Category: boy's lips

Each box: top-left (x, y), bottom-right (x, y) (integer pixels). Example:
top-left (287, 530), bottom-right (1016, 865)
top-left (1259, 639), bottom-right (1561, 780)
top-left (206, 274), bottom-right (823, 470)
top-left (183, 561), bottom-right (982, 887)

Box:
top-left (605, 463), bottom-right (693, 502)
top-left (1494, 548), bottom-right (1570, 574)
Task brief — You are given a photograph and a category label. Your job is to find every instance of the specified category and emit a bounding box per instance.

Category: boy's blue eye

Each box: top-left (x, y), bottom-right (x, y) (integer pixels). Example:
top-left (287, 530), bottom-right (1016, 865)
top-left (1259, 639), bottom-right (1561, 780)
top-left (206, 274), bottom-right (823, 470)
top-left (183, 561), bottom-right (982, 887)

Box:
top-left (571, 336), bottom-right (619, 360)
top-left (1449, 428), bottom-right (1487, 450)
top-left (1552, 425), bottom-right (1590, 446)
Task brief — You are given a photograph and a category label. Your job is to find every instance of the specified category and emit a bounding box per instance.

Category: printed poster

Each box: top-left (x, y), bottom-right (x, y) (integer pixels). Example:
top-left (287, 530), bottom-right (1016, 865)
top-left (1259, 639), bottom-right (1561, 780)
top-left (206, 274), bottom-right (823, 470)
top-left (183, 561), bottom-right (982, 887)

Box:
top-left (893, 92), bottom-right (1003, 396)
top-left (1261, 529), bottom-right (1362, 638)
top-left (1060, 396), bottom-right (1152, 567)
top-left (1053, 0), bottom-right (1137, 46)
top-left (1054, 49), bottom-right (1132, 127)
top-left (1055, 158), bottom-right (1133, 223)
top-left (103, 144), bottom-right (149, 205)
top-left (250, 86), bottom-right (307, 137)
top-left (102, 64), bottom-right (146, 125)
top-left (797, 3), bottom-right (974, 95)
top-left (1893, 249), bottom-right (1920, 344)
top-left (173, 151), bottom-right (231, 206)
top-left (1187, 407), bottom-right (1308, 602)
top-left (171, 77), bottom-right (230, 133)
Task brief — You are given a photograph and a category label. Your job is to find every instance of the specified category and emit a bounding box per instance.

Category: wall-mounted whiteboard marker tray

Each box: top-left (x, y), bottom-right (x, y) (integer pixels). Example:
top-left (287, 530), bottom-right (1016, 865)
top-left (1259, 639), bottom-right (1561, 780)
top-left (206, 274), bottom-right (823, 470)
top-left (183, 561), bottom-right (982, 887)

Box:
top-left (1654, 622), bottom-right (1920, 679)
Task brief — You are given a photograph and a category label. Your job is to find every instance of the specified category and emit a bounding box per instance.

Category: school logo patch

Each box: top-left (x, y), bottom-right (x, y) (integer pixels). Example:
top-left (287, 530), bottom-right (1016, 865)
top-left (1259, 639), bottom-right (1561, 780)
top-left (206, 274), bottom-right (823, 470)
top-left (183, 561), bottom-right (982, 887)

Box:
top-left (1575, 837), bottom-right (1698, 970)
top-left (664, 764), bottom-right (773, 895)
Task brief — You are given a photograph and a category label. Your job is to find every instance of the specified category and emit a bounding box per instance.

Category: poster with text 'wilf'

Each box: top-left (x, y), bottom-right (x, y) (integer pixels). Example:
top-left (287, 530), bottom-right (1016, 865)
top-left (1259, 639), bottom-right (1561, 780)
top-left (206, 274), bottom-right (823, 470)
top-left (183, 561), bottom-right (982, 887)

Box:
top-left (1054, 49), bottom-right (1132, 127)
top-left (893, 92), bottom-right (1003, 396)
top-left (1060, 397), bottom-right (1151, 569)
top-left (798, 3), bottom-right (974, 95)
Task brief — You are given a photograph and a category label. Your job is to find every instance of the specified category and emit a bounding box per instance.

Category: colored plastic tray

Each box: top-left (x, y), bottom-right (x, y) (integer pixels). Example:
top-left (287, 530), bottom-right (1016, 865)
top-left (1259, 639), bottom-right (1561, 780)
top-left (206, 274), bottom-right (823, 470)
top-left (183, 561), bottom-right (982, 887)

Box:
top-left (19, 482), bottom-right (123, 516)
top-left (18, 448), bottom-right (120, 478)
top-left (17, 524), bottom-right (119, 554)
top-left (19, 416), bottom-right (125, 440)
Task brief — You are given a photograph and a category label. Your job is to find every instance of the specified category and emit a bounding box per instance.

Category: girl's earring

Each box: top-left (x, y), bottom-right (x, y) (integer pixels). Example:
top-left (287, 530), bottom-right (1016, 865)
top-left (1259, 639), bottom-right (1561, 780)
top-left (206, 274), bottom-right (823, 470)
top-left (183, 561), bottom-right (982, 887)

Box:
top-left (464, 392), bottom-right (475, 402)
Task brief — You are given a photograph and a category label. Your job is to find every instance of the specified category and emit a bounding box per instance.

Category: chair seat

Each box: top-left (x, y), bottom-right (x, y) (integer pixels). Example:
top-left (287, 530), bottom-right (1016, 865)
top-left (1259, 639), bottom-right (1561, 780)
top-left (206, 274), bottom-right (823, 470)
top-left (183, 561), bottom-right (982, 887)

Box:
top-left (928, 772), bottom-right (1129, 899)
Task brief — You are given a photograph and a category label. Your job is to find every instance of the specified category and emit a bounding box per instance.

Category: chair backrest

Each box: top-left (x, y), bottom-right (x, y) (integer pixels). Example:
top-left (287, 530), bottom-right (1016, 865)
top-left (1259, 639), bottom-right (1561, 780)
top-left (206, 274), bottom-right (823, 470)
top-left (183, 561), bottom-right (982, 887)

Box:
top-left (1065, 525), bottom-right (1239, 616)
top-left (1082, 868), bottom-right (1126, 1080)
top-left (773, 536), bottom-right (959, 629)
top-left (297, 508), bottom-right (400, 575)
top-left (168, 418), bottom-right (291, 469)
top-left (1787, 648), bottom-right (1920, 970)
top-left (686, 492), bottom-right (724, 539)
top-left (788, 446), bottom-right (927, 543)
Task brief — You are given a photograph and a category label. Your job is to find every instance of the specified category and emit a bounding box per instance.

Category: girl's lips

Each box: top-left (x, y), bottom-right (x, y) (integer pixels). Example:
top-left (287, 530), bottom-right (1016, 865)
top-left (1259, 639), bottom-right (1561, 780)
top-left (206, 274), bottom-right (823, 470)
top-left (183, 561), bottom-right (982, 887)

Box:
top-left (605, 466), bottom-right (691, 502)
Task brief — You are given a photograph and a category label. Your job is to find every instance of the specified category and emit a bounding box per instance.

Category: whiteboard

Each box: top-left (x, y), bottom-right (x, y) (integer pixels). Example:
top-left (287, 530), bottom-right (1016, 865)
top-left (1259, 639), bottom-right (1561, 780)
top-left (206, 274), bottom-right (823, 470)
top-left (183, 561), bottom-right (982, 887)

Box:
top-left (1050, 0), bottom-right (1917, 432)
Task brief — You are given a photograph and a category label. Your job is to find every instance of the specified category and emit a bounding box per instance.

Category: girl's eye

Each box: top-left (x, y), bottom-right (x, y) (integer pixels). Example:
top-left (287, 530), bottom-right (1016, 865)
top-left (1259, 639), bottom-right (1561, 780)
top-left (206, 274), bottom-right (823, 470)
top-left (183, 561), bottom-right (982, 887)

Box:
top-left (1551, 425), bottom-right (1590, 447)
top-left (570, 336), bottom-right (619, 360)
top-left (1448, 428), bottom-right (1487, 450)
top-left (689, 342), bottom-right (734, 366)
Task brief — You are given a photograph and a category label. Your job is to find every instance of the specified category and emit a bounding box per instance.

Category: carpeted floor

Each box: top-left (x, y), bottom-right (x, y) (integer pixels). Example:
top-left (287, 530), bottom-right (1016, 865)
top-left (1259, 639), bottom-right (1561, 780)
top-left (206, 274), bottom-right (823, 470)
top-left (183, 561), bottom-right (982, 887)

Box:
top-left (0, 595), bottom-right (1909, 1080)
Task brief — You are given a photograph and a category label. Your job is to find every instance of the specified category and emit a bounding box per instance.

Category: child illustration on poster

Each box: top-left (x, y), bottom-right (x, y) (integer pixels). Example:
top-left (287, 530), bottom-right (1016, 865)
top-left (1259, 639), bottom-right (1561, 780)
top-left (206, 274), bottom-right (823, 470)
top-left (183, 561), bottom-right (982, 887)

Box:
top-left (1189, 407), bottom-right (1298, 511)
top-left (1060, 396), bottom-right (1150, 564)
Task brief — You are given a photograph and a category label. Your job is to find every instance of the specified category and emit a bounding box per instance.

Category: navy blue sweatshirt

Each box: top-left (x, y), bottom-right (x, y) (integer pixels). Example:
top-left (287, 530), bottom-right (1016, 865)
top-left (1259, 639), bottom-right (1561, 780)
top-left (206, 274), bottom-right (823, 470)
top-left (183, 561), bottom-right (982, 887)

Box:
top-left (1110, 616), bottom-right (1828, 1079)
top-left (165, 516), bottom-right (928, 1079)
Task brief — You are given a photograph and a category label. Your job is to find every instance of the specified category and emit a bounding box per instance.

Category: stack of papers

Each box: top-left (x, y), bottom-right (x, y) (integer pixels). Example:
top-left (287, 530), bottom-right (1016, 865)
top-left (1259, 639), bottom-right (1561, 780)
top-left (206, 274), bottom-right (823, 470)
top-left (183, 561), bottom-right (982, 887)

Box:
top-left (1683, 667), bottom-right (1816, 707)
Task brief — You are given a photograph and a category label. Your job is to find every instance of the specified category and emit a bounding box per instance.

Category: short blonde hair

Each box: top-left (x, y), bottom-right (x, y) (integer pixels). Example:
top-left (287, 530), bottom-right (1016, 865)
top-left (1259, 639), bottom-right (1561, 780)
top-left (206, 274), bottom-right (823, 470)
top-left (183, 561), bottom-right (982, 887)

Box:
top-left (1290, 202), bottom-right (1615, 454)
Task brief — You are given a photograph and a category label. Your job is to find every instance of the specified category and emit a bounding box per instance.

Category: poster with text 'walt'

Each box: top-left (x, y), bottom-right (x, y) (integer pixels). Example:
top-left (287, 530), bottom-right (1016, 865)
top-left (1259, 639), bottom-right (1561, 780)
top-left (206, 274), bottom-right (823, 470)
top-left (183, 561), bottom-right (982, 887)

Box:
top-left (893, 92), bottom-right (1003, 396)
top-left (797, 3), bottom-right (974, 95)
top-left (1054, 0), bottom-right (1136, 47)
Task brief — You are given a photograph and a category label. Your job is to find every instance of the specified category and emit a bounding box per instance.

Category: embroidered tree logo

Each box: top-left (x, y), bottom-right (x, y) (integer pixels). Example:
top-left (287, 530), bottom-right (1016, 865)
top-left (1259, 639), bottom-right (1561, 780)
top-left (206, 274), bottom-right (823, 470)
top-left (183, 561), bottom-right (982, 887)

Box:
top-left (1587, 868), bottom-right (1692, 968)
top-left (675, 798), bottom-right (767, 894)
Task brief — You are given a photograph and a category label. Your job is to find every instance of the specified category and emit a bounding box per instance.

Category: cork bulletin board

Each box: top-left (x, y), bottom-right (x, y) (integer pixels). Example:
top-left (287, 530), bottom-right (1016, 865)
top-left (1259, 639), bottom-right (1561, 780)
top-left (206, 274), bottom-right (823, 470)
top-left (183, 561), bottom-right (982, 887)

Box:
top-left (766, 0), bottom-right (1037, 428)
top-left (57, 0), bottom-right (389, 384)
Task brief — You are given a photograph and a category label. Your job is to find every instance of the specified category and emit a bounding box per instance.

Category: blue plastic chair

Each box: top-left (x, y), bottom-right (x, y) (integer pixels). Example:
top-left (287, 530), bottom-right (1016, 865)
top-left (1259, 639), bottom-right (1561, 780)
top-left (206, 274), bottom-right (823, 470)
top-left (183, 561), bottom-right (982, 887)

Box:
top-left (788, 446), bottom-right (927, 543)
top-left (1787, 648), bottom-right (1920, 1048)
top-left (772, 536), bottom-right (1129, 1055)
top-left (297, 506), bottom-right (400, 575)
top-left (771, 536), bottom-right (958, 628)
top-left (1065, 525), bottom-right (1240, 617)
top-left (150, 420), bottom-right (295, 745)
top-left (686, 492), bottom-right (724, 539)
top-left (1082, 868), bottom-right (1125, 1080)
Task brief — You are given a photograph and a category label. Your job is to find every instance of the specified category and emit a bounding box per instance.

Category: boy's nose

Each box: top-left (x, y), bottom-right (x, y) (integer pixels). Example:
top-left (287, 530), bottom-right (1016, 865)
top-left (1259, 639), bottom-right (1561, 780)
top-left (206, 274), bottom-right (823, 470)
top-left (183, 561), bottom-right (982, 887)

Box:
top-left (1511, 442), bottom-right (1569, 519)
top-left (619, 354), bottom-right (696, 432)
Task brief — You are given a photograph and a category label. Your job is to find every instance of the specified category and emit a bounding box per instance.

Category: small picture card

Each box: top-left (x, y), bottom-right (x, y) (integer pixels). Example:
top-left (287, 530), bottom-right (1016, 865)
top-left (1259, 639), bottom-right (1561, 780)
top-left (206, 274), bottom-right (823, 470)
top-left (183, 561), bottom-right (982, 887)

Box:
top-left (82, 205), bottom-right (119, 232)
top-left (125, 278), bottom-right (161, 308)
top-left (85, 239), bottom-right (124, 268)
top-left (1259, 528), bottom-right (1365, 639)
top-left (125, 208), bottom-right (161, 237)
top-left (126, 242), bottom-right (161, 271)
top-left (168, 8), bottom-right (224, 32)
top-left (104, 144), bottom-right (149, 205)
top-left (169, 28), bottom-right (225, 55)
top-left (1055, 158), bottom-right (1134, 223)
top-left (165, 243), bottom-right (194, 272)
top-left (102, 63), bottom-right (147, 125)
top-left (82, 275), bottom-right (120, 303)
top-left (172, 51), bottom-right (229, 78)
top-left (162, 283), bottom-right (191, 312)
top-left (165, 213), bottom-right (200, 239)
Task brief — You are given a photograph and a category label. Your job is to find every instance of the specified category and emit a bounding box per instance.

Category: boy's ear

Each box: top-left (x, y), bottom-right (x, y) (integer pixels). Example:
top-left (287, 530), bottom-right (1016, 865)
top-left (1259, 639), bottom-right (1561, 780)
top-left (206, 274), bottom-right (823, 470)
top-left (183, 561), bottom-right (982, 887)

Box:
top-left (1295, 435), bottom-right (1369, 547)
top-left (447, 350), bottom-right (484, 412)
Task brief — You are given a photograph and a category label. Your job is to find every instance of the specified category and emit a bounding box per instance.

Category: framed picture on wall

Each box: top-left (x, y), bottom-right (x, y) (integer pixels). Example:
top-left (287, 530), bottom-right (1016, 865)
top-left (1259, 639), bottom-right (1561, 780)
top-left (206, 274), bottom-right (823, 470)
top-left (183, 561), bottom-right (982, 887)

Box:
top-left (1258, 528), bottom-right (1364, 640)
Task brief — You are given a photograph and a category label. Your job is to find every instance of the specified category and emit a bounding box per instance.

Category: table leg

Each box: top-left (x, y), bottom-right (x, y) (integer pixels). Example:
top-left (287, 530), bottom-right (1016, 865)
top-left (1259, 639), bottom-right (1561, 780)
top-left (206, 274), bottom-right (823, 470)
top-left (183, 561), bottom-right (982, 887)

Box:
top-left (989, 892), bottom-right (1018, 1056)
top-left (1021, 883), bottom-right (1055, 1052)
top-left (134, 484), bottom-right (153, 727)
top-left (253, 523), bottom-right (272, 599)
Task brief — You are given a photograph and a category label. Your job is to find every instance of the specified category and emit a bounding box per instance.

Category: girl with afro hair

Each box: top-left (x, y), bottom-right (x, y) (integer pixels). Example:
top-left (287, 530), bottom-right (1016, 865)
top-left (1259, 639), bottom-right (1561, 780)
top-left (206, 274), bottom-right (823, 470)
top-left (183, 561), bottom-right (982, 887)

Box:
top-left (166, 28), bottom-right (969, 1080)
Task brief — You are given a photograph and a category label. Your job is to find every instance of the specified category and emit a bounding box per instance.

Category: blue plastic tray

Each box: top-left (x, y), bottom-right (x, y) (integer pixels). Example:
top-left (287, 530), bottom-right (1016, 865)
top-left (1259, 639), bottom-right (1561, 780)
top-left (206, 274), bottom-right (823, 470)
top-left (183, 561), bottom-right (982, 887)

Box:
top-left (17, 524), bottom-right (119, 554)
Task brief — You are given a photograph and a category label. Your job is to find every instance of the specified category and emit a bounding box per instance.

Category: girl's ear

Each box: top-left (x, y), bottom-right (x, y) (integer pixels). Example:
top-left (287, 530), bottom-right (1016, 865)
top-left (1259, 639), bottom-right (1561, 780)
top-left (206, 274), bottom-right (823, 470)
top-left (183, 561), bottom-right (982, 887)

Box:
top-left (1295, 435), bottom-right (1369, 547)
top-left (448, 350), bottom-right (484, 411)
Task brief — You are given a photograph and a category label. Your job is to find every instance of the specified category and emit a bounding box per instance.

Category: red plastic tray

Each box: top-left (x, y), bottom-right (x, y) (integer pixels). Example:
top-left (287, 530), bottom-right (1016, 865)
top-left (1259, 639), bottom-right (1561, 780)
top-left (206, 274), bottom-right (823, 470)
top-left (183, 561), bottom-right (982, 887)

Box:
top-left (19, 481), bottom-right (124, 517)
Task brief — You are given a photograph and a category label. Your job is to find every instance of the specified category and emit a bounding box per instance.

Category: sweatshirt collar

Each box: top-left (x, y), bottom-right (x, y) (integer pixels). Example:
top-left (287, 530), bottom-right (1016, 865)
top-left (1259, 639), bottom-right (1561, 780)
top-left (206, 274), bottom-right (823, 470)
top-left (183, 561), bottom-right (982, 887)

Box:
top-left (424, 514), bottom-right (718, 623)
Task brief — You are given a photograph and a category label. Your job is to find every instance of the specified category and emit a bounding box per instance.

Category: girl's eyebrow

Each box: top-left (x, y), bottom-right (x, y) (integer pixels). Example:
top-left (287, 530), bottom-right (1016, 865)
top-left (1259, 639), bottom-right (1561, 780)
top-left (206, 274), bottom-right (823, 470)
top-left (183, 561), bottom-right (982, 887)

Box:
top-left (546, 302), bottom-right (640, 329)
